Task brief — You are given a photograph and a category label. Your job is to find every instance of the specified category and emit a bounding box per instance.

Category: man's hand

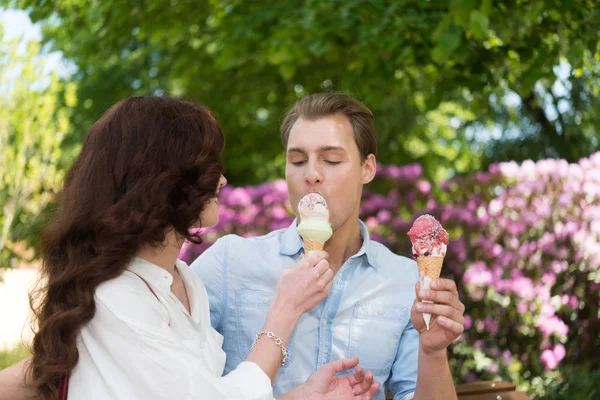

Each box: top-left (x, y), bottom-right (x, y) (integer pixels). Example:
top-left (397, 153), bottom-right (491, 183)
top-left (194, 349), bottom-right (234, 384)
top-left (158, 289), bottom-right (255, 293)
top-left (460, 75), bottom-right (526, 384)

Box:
top-left (411, 278), bottom-right (465, 354)
top-left (299, 357), bottom-right (380, 400)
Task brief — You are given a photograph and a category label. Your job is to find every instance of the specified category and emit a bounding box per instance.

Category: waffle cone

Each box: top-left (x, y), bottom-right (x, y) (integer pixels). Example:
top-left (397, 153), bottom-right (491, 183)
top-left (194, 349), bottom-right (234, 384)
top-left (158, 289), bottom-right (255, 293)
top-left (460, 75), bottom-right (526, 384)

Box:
top-left (417, 256), bottom-right (444, 330)
top-left (417, 256), bottom-right (444, 280)
top-left (303, 239), bottom-right (324, 252)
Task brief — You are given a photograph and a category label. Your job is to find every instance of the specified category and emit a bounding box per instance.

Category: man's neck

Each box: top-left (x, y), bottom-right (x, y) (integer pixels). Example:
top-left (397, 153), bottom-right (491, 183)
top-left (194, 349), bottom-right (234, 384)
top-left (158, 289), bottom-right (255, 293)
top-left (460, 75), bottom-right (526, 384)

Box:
top-left (323, 217), bottom-right (363, 274)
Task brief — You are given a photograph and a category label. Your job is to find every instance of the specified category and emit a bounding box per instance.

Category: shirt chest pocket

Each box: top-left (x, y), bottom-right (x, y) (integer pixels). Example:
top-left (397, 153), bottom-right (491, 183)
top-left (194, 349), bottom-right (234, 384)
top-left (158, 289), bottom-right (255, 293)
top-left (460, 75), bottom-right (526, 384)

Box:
top-left (235, 289), bottom-right (295, 368)
top-left (348, 302), bottom-right (409, 374)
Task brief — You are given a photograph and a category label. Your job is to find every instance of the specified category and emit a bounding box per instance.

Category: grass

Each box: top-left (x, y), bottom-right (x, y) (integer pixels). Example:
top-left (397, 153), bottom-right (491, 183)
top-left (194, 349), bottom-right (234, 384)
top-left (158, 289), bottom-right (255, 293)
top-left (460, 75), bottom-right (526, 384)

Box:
top-left (0, 343), bottom-right (30, 370)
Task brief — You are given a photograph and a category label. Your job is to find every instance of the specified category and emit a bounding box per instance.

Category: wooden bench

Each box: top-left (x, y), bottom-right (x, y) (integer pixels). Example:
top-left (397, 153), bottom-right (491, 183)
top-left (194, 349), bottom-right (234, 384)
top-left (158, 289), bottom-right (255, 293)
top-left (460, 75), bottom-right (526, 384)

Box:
top-left (385, 381), bottom-right (529, 399)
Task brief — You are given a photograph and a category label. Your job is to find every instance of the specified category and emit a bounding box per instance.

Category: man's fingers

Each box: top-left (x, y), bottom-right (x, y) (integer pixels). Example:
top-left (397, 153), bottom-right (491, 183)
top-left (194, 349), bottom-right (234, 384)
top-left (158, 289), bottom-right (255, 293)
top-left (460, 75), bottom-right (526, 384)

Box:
top-left (418, 289), bottom-right (455, 305)
top-left (418, 284), bottom-right (465, 314)
top-left (437, 316), bottom-right (465, 336)
top-left (415, 303), bottom-right (465, 324)
top-left (431, 278), bottom-right (458, 295)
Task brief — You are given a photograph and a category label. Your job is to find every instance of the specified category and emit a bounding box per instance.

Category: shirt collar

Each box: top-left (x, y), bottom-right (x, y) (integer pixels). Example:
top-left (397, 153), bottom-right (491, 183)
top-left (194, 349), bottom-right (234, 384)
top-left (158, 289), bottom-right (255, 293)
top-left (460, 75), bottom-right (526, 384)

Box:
top-left (127, 256), bottom-right (175, 290)
top-left (279, 219), bottom-right (378, 267)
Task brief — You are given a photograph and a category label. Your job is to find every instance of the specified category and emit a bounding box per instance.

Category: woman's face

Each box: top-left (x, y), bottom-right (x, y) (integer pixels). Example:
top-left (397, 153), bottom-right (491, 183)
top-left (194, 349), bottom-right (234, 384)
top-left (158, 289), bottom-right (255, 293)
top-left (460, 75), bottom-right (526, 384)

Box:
top-left (199, 174), bottom-right (227, 228)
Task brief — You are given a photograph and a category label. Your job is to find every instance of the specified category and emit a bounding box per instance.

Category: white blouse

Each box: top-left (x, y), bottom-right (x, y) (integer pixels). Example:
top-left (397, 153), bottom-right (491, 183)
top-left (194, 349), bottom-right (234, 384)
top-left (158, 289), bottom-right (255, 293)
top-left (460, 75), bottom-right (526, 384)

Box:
top-left (69, 256), bottom-right (273, 399)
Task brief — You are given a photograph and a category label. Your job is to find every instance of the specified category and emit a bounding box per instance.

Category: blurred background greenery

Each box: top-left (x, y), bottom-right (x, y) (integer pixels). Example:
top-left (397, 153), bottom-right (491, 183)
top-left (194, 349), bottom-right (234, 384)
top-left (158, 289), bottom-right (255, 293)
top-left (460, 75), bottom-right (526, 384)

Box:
top-left (0, 0), bottom-right (599, 397)
top-left (1, 0), bottom-right (599, 267)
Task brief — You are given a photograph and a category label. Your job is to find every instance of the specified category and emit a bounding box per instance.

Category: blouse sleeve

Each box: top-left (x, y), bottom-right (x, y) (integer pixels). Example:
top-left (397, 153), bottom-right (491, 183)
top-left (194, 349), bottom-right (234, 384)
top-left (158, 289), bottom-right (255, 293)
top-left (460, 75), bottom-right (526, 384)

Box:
top-left (78, 276), bottom-right (274, 400)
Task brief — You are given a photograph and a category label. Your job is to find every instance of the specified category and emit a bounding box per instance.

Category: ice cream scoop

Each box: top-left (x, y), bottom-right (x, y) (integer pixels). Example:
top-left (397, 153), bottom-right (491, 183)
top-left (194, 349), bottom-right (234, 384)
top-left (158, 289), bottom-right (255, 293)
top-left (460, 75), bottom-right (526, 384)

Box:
top-left (408, 214), bottom-right (449, 258)
top-left (297, 193), bottom-right (333, 252)
top-left (408, 214), bottom-right (449, 330)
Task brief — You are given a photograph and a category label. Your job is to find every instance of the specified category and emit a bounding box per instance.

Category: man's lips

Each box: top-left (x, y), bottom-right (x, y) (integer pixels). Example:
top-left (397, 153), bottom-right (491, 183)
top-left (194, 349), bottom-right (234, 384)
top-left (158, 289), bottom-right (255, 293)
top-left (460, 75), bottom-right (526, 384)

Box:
top-left (305, 190), bottom-right (323, 197)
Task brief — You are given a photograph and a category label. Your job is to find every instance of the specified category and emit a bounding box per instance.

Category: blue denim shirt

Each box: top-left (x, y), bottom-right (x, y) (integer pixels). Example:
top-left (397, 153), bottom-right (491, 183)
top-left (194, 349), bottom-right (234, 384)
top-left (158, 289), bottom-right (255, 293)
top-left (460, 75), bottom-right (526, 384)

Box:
top-left (191, 220), bottom-right (419, 400)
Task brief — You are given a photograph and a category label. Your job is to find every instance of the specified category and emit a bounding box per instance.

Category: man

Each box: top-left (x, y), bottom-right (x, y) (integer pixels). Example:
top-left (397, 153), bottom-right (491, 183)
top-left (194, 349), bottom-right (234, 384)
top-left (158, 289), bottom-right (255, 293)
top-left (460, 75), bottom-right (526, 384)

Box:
top-left (192, 92), bottom-right (465, 400)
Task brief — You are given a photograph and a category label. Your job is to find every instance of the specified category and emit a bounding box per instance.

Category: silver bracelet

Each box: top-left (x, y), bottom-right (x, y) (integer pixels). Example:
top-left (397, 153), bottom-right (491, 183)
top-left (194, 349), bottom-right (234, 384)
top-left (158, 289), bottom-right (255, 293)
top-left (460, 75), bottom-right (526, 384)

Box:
top-left (251, 331), bottom-right (289, 366)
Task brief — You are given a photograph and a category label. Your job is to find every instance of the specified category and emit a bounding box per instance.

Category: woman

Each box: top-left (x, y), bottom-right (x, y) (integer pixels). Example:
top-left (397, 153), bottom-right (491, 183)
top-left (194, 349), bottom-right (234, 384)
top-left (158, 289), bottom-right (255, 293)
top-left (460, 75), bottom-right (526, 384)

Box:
top-left (1, 97), bottom-right (379, 399)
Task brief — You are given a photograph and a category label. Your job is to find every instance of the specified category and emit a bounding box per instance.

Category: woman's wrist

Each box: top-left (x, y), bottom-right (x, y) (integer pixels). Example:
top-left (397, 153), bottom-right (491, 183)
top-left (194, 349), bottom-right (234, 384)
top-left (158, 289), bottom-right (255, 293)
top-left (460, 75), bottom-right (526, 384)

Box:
top-left (267, 298), bottom-right (302, 328)
top-left (276, 384), bottom-right (308, 400)
top-left (247, 301), bottom-right (301, 383)
top-left (251, 331), bottom-right (289, 365)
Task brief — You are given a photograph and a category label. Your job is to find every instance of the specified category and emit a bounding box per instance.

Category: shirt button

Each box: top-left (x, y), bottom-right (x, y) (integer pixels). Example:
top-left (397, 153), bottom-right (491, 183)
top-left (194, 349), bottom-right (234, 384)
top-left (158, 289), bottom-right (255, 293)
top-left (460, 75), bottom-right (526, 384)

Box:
top-left (322, 320), bottom-right (328, 327)
top-left (262, 297), bottom-right (269, 304)
top-left (378, 307), bottom-right (385, 315)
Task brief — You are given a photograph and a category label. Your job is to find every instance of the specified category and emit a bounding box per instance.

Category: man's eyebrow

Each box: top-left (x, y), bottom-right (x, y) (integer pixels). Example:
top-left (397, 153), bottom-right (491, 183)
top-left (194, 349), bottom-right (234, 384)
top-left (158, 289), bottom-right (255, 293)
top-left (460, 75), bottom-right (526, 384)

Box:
top-left (286, 146), bottom-right (346, 154)
top-left (317, 146), bottom-right (346, 153)
top-left (287, 147), bottom-right (307, 155)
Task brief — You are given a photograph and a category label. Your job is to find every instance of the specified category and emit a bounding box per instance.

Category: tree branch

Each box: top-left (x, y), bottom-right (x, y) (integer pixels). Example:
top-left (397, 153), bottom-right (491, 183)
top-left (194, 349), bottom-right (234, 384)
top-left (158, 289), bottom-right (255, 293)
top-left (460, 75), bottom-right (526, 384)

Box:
top-left (549, 88), bottom-right (567, 140)
top-left (520, 91), bottom-right (572, 160)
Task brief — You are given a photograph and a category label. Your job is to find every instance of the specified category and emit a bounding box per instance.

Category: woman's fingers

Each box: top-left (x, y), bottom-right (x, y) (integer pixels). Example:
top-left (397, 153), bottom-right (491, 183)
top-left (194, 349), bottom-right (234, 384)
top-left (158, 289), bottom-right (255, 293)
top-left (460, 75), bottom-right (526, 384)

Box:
top-left (304, 251), bottom-right (328, 267)
top-left (347, 369), bottom-right (374, 396)
top-left (324, 357), bottom-right (359, 375)
top-left (345, 365), bottom-right (365, 387)
top-left (359, 380), bottom-right (381, 399)
top-left (317, 267), bottom-right (334, 285)
top-left (313, 258), bottom-right (331, 276)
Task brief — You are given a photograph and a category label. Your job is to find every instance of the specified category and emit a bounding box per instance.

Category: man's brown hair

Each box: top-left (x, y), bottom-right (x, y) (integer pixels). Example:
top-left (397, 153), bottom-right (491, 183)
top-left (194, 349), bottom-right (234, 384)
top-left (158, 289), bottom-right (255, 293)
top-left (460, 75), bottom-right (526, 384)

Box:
top-left (280, 92), bottom-right (377, 160)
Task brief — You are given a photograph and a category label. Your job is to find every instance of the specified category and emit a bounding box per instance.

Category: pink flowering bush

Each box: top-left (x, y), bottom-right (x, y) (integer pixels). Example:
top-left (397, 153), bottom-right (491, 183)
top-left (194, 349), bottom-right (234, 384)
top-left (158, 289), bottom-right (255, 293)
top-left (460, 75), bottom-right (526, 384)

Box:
top-left (181, 153), bottom-right (600, 398)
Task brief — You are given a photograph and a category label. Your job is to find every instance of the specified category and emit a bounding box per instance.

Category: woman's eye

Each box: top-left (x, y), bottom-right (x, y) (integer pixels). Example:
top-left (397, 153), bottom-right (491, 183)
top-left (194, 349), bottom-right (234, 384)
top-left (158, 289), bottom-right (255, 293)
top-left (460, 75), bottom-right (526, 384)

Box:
top-left (291, 160), bottom-right (306, 166)
top-left (325, 160), bottom-right (341, 165)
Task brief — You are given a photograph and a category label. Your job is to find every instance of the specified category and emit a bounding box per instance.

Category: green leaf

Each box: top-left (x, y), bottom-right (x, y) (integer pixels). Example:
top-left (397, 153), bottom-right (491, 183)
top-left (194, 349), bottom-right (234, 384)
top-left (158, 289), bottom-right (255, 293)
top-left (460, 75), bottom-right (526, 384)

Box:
top-left (481, 0), bottom-right (493, 16)
top-left (567, 44), bottom-right (585, 69)
top-left (2, 0), bottom-right (599, 228)
top-left (438, 28), bottom-right (463, 52)
top-left (451, 0), bottom-right (476, 28)
top-left (469, 10), bottom-right (490, 40)
top-left (0, 26), bottom-right (75, 268)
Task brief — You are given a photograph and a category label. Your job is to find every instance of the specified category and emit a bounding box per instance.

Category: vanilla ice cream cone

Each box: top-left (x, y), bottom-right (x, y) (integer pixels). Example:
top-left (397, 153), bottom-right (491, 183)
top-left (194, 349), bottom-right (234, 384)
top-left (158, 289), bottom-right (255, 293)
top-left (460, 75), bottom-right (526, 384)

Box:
top-left (303, 238), bottom-right (325, 252)
top-left (297, 193), bottom-right (332, 254)
top-left (417, 256), bottom-right (444, 330)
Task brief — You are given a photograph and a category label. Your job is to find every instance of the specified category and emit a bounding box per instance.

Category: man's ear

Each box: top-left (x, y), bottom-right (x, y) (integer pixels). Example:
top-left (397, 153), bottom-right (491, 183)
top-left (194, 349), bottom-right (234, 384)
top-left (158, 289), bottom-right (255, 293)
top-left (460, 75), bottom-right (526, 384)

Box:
top-left (361, 154), bottom-right (377, 184)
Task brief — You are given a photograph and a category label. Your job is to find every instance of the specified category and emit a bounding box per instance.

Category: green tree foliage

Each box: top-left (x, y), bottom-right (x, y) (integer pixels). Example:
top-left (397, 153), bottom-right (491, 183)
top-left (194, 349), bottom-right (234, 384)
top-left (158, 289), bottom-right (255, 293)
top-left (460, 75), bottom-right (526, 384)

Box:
top-left (4, 0), bottom-right (599, 185)
top-left (0, 26), bottom-right (77, 267)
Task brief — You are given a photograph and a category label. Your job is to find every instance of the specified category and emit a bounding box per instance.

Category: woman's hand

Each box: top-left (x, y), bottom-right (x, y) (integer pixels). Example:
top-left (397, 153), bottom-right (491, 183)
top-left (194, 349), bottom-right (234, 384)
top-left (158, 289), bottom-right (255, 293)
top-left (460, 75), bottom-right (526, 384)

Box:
top-left (299, 357), bottom-right (380, 400)
top-left (251, 251), bottom-right (334, 383)
top-left (273, 251), bottom-right (333, 320)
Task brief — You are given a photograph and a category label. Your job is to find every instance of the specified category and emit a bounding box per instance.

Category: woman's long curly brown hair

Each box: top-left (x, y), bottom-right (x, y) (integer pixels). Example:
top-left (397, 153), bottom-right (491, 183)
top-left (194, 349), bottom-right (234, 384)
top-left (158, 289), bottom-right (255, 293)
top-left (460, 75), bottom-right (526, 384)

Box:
top-left (26, 96), bottom-right (225, 399)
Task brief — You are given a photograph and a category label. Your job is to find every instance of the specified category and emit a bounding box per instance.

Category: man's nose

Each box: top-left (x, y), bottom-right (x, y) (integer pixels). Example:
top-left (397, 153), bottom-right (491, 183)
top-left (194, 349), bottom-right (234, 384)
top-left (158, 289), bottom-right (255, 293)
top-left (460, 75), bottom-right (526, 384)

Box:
top-left (304, 162), bottom-right (322, 184)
